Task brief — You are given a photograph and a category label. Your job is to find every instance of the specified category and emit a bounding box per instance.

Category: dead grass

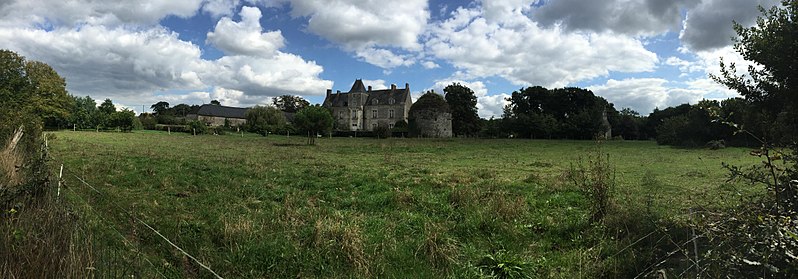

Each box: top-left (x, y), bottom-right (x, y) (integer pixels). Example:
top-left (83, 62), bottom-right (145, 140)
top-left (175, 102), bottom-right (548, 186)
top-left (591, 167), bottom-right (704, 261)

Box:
top-left (313, 212), bottom-right (369, 276)
top-left (417, 222), bottom-right (458, 270)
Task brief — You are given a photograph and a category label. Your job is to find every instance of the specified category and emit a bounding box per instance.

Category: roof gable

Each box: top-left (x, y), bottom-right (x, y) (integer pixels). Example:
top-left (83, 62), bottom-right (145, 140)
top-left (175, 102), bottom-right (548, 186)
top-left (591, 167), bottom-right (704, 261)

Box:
top-left (349, 79), bottom-right (367, 92)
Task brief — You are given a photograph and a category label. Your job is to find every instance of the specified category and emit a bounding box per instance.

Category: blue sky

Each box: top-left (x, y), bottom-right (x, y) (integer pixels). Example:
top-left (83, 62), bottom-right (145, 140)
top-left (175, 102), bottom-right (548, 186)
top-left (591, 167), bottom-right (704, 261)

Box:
top-left (0, 0), bottom-right (777, 117)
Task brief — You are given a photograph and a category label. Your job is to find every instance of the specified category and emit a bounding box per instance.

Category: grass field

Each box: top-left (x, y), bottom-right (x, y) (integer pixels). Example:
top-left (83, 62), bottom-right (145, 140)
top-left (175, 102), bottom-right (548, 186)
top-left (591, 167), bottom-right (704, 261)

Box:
top-left (48, 131), bottom-right (762, 278)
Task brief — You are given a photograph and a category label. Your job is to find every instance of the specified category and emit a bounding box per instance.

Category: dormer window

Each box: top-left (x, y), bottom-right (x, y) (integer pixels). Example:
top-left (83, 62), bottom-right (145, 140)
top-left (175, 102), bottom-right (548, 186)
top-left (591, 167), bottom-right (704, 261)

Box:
top-left (388, 98), bottom-right (395, 105)
top-left (372, 99), bottom-right (379, 105)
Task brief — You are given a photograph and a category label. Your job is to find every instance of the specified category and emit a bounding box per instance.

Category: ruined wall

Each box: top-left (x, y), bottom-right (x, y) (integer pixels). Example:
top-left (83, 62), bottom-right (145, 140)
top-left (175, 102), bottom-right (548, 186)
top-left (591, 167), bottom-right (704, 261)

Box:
top-left (409, 109), bottom-right (452, 138)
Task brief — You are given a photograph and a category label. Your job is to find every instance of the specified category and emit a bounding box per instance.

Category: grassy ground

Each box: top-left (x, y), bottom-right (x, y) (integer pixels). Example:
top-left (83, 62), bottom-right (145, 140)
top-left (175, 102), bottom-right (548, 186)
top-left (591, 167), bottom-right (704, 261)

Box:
top-left (47, 131), bottom-right (761, 278)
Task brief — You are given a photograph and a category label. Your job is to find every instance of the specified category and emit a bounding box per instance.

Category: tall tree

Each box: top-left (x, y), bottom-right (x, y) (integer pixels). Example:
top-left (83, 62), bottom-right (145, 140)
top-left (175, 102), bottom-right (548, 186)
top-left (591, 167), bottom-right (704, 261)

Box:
top-left (150, 101), bottom-right (170, 115)
top-left (712, 0), bottom-right (798, 142)
top-left (69, 95), bottom-right (98, 128)
top-left (444, 83), bottom-right (482, 137)
top-left (24, 61), bottom-right (73, 127)
top-left (245, 105), bottom-right (286, 136)
top-left (272, 95), bottom-right (310, 113)
top-left (172, 103), bottom-right (191, 117)
top-left (294, 105), bottom-right (333, 145)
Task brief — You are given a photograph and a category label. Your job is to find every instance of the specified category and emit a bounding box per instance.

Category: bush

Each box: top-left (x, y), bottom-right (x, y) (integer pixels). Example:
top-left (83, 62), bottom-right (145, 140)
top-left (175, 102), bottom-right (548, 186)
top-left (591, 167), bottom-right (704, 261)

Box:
top-left (568, 145), bottom-right (615, 223)
top-left (373, 125), bottom-right (391, 139)
top-left (706, 139), bottom-right (726, 150)
top-left (187, 120), bottom-right (208, 135)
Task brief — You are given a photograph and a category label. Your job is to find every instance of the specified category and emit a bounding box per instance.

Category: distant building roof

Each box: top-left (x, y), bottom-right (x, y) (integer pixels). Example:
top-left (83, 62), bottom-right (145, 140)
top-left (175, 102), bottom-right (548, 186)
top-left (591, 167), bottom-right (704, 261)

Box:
top-left (324, 79), bottom-right (411, 107)
top-left (196, 104), bottom-right (248, 119)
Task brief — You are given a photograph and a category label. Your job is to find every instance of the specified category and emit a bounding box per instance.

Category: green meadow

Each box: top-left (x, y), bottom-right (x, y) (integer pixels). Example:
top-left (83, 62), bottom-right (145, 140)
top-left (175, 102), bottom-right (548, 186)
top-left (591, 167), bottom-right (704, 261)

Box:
top-left (48, 131), bottom-right (761, 278)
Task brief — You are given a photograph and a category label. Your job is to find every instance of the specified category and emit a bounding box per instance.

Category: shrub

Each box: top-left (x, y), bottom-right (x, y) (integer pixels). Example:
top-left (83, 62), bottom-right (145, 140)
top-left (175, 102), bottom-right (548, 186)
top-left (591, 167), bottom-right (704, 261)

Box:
top-left (568, 146), bottom-right (615, 223)
top-left (373, 125), bottom-right (391, 139)
top-left (706, 139), bottom-right (726, 150)
top-left (187, 120), bottom-right (208, 135)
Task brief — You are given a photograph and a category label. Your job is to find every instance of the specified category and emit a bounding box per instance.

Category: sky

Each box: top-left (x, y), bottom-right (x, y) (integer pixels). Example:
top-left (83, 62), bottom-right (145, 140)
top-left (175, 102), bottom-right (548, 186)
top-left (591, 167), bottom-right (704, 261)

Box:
top-left (0, 0), bottom-right (779, 117)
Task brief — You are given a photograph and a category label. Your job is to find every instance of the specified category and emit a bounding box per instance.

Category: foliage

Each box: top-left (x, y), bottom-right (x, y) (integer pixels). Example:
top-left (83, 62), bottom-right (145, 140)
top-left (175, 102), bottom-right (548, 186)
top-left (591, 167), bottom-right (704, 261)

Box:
top-left (108, 109), bottom-right (136, 132)
top-left (0, 49), bottom-right (73, 128)
top-left (272, 94), bottom-right (310, 113)
top-left (138, 113), bottom-right (158, 130)
top-left (568, 145), bottom-right (615, 223)
top-left (409, 91), bottom-right (449, 113)
top-left (293, 105), bottom-right (333, 145)
top-left (210, 100), bottom-right (221, 105)
top-left (150, 101), bottom-right (170, 115)
top-left (373, 124), bottom-right (391, 139)
top-left (477, 251), bottom-right (533, 279)
top-left (245, 105), bottom-right (286, 136)
top-left (188, 120), bottom-right (208, 135)
top-left (444, 83), bottom-right (482, 137)
top-left (503, 86), bottom-right (615, 139)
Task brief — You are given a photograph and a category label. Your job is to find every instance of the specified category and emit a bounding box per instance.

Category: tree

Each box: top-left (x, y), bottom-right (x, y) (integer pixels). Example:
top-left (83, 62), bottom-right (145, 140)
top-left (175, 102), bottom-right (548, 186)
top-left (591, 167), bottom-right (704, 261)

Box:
top-left (109, 109), bottom-right (136, 132)
top-left (245, 105), bottom-right (286, 136)
top-left (24, 61), bottom-right (73, 127)
top-left (150, 101), bottom-right (170, 115)
top-left (69, 95), bottom-right (98, 129)
top-left (444, 83), bottom-right (482, 137)
top-left (712, 0), bottom-right (798, 143)
top-left (293, 105), bottom-right (333, 145)
top-left (272, 95), bottom-right (310, 113)
top-left (0, 50), bottom-right (73, 128)
top-left (210, 100), bottom-right (221, 106)
top-left (172, 103), bottom-right (191, 117)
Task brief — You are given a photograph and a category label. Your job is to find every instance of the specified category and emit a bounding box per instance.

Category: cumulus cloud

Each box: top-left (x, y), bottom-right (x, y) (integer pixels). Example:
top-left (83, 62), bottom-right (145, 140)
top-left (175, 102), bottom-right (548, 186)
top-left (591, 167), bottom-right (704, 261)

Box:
top-left (354, 48), bottom-right (415, 69)
top-left (288, 0), bottom-right (428, 51)
top-left (0, 2), bottom-right (332, 107)
top-left (428, 79), bottom-right (507, 118)
top-left (0, 0), bottom-right (203, 27)
top-left (426, 6), bottom-right (658, 87)
top-left (421, 61), bottom-right (440, 69)
top-left (533, 0), bottom-right (692, 36)
top-left (680, 0), bottom-right (779, 51)
top-left (362, 79), bottom-right (388, 90)
top-left (589, 78), bottom-right (707, 114)
top-left (207, 6), bottom-right (285, 57)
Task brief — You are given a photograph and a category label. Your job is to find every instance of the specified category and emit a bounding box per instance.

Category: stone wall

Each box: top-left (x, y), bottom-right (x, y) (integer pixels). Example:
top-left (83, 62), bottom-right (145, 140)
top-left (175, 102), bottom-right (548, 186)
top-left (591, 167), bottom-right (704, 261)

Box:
top-left (198, 115), bottom-right (246, 127)
top-left (409, 109), bottom-right (452, 138)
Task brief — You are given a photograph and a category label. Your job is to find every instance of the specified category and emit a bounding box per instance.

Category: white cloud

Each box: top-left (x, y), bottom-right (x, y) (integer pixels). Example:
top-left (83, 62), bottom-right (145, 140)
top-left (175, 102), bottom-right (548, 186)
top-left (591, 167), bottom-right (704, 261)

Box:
top-left (354, 48), bottom-right (415, 68)
top-left (426, 6), bottom-right (658, 88)
top-left (206, 6), bottom-right (285, 57)
top-left (589, 78), bottom-right (706, 114)
top-left (0, 0), bottom-right (203, 27)
top-left (428, 79), bottom-right (507, 118)
top-left (0, 3), bottom-right (332, 107)
top-left (201, 0), bottom-right (240, 18)
top-left (288, 0), bottom-right (428, 51)
top-left (421, 61), bottom-right (440, 69)
top-left (532, 0), bottom-right (692, 36)
top-left (362, 79), bottom-right (388, 90)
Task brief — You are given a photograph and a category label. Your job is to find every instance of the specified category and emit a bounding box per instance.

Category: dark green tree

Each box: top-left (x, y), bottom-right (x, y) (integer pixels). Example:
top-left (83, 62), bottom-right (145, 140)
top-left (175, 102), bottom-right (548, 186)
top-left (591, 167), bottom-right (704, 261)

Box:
top-left (712, 0), bottom-right (798, 143)
top-left (294, 105), bottom-right (333, 145)
top-left (172, 103), bottom-right (191, 117)
top-left (150, 101), bottom-right (170, 115)
top-left (272, 95), bottom-right (310, 113)
top-left (444, 83), bottom-right (482, 137)
top-left (210, 100), bottom-right (221, 106)
top-left (245, 105), bottom-right (286, 136)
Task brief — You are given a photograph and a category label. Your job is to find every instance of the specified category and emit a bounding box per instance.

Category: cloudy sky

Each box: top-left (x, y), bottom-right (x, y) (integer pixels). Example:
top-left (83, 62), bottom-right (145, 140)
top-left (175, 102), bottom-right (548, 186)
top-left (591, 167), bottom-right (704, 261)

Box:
top-left (0, 0), bottom-right (778, 117)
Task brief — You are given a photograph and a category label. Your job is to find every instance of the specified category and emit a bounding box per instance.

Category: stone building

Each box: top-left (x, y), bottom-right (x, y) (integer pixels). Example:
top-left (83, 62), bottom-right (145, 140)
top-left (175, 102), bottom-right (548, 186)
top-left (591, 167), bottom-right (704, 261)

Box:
top-left (322, 79), bottom-right (413, 131)
top-left (408, 92), bottom-right (452, 138)
top-left (190, 104), bottom-right (248, 127)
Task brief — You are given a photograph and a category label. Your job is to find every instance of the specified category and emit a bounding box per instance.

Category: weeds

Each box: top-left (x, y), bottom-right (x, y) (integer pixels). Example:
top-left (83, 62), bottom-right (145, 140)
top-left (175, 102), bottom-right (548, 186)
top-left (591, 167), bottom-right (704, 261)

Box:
top-left (567, 144), bottom-right (615, 223)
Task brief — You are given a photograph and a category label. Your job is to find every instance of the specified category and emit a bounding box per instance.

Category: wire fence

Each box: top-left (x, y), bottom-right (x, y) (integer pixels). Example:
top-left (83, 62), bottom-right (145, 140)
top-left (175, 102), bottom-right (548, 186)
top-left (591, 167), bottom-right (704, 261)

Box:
top-left (49, 151), bottom-right (224, 278)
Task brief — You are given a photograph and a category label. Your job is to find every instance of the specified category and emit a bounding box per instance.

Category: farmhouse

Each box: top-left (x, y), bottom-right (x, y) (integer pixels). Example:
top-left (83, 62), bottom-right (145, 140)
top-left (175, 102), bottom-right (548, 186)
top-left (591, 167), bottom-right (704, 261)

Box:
top-left (191, 104), bottom-right (248, 127)
top-left (323, 79), bottom-right (413, 131)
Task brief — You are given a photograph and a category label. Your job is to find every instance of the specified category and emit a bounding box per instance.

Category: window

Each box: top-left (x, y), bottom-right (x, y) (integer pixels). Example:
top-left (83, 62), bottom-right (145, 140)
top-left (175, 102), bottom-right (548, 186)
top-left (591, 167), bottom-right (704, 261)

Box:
top-left (352, 123), bottom-right (358, 127)
top-left (372, 109), bottom-right (377, 119)
top-left (389, 124), bottom-right (394, 129)
top-left (389, 98), bottom-right (395, 105)
top-left (343, 101), bottom-right (348, 107)
top-left (389, 109), bottom-right (394, 118)
top-left (338, 111), bottom-right (344, 119)
top-left (372, 123), bottom-right (377, 130)
top-left (372, 99), bottom-right (378, 105)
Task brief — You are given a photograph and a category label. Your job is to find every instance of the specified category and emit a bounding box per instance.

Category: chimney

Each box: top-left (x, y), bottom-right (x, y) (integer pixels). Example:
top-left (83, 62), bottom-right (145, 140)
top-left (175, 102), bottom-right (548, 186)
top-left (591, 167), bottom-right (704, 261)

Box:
top-left (405, 83), bottom-right (409, 91)
top-left (337, 90), bottom-right (341, 94)
top-left (391, 84), bottom-right (397, 90)
top-left (368, 85), bottom-right (372, 92)
top-left (326, 89), bottom-right (332, 97)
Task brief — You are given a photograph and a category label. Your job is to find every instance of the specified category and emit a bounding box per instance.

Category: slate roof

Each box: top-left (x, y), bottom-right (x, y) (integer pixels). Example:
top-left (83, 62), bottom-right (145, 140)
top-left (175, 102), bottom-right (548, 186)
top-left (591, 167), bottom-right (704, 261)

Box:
top-left (325, 79), bottom-right (411, 107)
top-left (196, 104), bottom-right (248, 119)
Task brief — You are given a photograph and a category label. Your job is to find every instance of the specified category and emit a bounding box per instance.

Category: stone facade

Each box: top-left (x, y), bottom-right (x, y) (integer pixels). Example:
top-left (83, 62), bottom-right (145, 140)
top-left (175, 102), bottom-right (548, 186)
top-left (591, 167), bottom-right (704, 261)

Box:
top-left (409, 109), bottom-right (453, 138)
top-left (323, 79), bottom-right (413, 131)
top-left (190, 104), bottom-right (248, 127)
